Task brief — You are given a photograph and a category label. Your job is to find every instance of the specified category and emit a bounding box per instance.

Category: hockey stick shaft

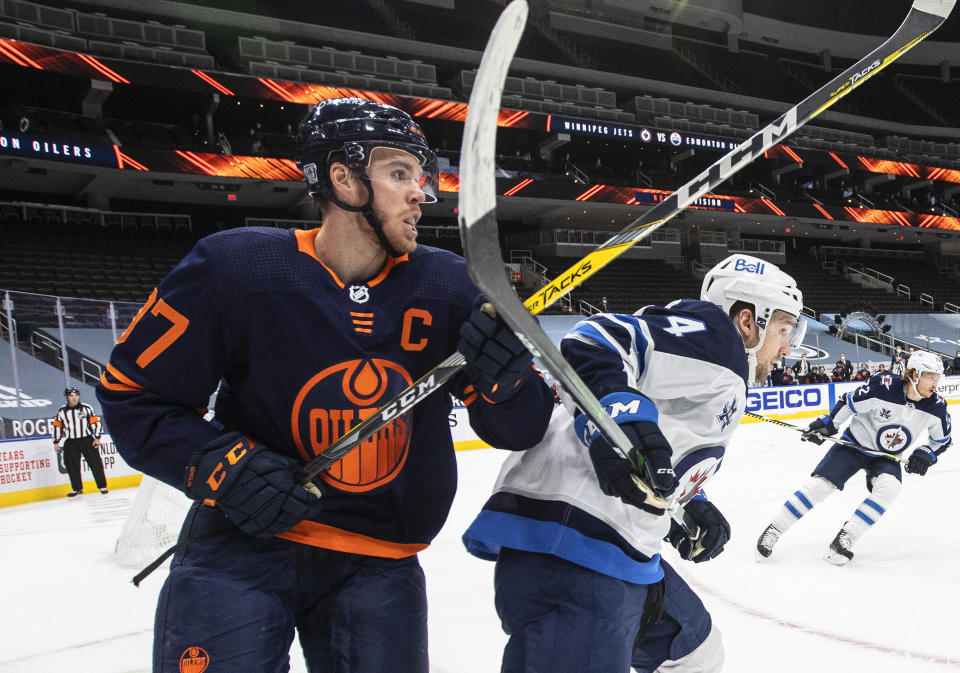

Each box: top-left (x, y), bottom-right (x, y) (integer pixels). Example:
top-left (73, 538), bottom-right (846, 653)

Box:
top-left (524, 0), bottom-right (955, 313)
top-left (744, 410), bottom-right (905, 461)
top-left (296, 0), bottom-right (951, 484)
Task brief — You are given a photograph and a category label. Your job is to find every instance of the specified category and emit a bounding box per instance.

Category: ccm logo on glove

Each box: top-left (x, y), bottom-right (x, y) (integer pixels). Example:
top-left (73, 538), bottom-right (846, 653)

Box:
top-left (188, 438), bottom-right (251, 497)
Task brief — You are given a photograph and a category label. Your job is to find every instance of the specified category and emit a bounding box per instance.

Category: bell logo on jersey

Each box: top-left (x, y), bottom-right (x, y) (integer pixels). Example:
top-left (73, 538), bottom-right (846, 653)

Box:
top-left (291, 358), bottom-right (413, 492)
top-left (178, 646), bottom-right (209, 673)
top-left (349, 285), bottom-right (370, 303)
top-left (875, 424), bottom-right (911, 454)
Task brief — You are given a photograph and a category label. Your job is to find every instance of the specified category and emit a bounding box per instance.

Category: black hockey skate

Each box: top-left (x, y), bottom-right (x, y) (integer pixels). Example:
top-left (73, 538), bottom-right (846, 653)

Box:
top-left (755, 524), bottom-right (781, 560)
top-left (824, 529), bottom-right (854, 565)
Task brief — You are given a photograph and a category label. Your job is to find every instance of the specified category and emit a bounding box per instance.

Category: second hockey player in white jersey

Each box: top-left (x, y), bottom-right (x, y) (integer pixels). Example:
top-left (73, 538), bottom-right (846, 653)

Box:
top-left (756, 350), bottom-right (951, 565)
top-left (463, 254), bottom-right (805, 673)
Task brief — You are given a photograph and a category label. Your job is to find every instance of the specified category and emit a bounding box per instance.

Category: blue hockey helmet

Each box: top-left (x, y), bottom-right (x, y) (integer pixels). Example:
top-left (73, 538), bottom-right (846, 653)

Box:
top-left (295, 97), bottom-right (439, 204)
top-left (295, 97), bottom-right (439, 257)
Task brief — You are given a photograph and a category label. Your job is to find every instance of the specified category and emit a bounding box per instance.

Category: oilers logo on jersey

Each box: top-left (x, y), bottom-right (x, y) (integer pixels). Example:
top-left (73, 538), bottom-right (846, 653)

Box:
top-left (290, 358), bottom-right (413, 491)
top-left (875, 424), bottom-right (911, 454)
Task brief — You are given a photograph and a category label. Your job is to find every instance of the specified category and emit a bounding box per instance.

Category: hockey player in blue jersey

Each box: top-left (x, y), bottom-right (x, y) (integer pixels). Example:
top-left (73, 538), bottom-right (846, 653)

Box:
top-left (756, 350), bottom-right (951, 565)
top-left (96, 98), bottom-right (553, 673)
top-left (463, 254), bottom-right (805, 673)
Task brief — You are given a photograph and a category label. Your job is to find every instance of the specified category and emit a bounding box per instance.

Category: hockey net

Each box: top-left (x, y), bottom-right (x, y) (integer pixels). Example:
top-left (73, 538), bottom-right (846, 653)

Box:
top-left (115, 475), bottom-right (192, 568)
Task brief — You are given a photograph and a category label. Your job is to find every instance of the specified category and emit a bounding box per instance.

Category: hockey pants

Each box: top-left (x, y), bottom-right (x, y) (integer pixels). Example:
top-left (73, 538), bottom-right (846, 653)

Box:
top-left (154, 501), bottom-right (428, 673)
top-left (494, 548), bottom-right (714, 673)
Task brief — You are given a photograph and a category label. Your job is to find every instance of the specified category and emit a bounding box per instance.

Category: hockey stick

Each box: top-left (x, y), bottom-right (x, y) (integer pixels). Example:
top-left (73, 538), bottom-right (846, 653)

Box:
top-left (295, 0), bottom-right (953, 484)
top-left (744, 410), bottom-right (906, 461)
top-left (525, 0), bottom-right (956, 313)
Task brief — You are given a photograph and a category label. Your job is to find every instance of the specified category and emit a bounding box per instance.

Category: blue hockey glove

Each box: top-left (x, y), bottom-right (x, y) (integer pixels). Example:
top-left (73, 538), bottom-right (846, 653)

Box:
top-left (185, 432), bottom-right (319, 538)
top-left (459, 303), bottom-right (534, 403)
top-left (587, 420), bottom-right (678, 515)
top-left (801, 415), bottom-right (838, 445)
top-left (905, 448), bottom-right (937, 475)
top-left (667, 498), bottom-right (730, 563)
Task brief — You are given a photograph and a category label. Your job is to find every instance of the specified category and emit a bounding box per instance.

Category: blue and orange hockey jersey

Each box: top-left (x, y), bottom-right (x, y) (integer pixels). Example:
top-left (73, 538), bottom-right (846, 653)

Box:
top-left (97, 227), bottom-right (552, 558)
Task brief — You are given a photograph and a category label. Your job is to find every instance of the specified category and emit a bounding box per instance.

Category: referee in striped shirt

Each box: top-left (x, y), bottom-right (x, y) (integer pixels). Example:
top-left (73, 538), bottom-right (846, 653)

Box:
top-left (52, 387), bottom-right (108, 497)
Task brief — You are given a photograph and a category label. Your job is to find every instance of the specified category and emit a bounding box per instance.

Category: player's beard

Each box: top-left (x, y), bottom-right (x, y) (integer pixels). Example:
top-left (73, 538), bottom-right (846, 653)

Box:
top-left (752, 355), bottom-right (771, 385)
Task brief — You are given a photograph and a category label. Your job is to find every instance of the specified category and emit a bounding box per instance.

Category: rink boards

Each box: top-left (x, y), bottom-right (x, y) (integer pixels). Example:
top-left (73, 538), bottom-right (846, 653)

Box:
top-left (2, 376), bottom-right (958, 507)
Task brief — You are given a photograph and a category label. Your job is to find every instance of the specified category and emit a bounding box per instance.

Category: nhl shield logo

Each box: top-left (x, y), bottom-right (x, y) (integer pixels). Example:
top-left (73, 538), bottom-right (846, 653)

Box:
top-left (349, 285), bottom-right (370, 303)
top-left (179, 646), bottom-right (209, 673)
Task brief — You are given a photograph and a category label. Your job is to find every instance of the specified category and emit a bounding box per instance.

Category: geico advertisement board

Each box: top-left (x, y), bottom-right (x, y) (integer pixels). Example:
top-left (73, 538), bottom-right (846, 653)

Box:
top-left (745, 375), bottom-right (960, 417)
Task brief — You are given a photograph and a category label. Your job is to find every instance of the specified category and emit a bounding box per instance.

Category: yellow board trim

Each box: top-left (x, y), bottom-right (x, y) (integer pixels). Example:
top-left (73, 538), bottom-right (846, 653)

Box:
top-left (0, 474), bottom-right (143, 508)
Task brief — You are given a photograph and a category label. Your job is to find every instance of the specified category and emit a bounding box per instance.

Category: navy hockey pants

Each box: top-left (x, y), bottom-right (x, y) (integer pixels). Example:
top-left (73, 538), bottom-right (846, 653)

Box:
top-left (154, 502), bottom-right (428, 673)
top-left (494, 548), bottom-right (712, 673)
top-left (812, 440), bottom-right (902, 491)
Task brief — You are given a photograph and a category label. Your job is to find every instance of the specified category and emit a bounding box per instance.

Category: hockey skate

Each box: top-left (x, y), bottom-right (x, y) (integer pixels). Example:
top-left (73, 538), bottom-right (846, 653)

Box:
top-left (755, 524), bottom-right (781, 560)
top-left (824, 529), bottom-right (854, 565)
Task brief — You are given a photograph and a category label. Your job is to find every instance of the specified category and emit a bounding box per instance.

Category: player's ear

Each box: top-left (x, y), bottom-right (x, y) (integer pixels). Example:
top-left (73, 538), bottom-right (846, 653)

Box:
top-left (734, 307), bottom-right (760, 347)
top-left (328, 161), bottom-right (353, 196)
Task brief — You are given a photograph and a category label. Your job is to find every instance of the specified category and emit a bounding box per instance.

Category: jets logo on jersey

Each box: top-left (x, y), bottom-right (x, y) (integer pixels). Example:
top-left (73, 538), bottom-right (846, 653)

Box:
top-left (875, 424), bottom-right (911, 454)
top-left (879, 408), bottom-right (892, 420)
top-left (676, 457), bottom-right (719, 503)
top-left (290, 358), bottom-right (413, 492)
top-left (349, 285), bottom-right (370, 303)
top-left (716, 398), bottom-right (737, 430)
top-left (881, 375), bottom-right (893, 390)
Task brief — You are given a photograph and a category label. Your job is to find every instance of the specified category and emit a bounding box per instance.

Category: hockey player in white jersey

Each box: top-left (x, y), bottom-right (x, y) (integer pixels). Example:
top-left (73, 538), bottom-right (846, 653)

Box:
top-left (756, 350), bottom-right (951, 565)
top-left (463, 254), bottom-right (804, 673)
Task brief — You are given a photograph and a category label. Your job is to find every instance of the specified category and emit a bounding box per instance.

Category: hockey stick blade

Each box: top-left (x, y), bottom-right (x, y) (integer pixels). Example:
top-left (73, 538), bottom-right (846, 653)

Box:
top-left (744, 411), bottom-right (905, 462)
top-left (459, 0), bottom-right (671, 509)
top-left (525, 0), bottom-right (956, 313)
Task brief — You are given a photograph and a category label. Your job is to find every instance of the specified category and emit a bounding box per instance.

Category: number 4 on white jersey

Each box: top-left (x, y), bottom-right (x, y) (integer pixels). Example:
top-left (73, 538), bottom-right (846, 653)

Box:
top-left (664, 316), bottom-right (706, 337)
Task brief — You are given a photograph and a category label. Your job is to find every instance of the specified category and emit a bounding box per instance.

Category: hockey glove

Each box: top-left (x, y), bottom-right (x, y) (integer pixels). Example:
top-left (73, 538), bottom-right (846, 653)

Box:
top-left (459, 303), bottom-right (534, 403)
top-left (578, 391), bottom-right (678, 514)
top-left (667, 498), bottom-right (730, 563)
top-left (905, 447), bottom-right (937, 475)
top-left (801, 415), bottom-right (838, 445)
top-left (185, 432), bottom-right (319, 538)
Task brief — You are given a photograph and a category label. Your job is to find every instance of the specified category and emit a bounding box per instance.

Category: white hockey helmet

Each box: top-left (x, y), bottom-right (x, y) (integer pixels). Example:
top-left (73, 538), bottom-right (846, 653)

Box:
top-left (702, 254), bottom-right (804, 330)
top-left (907, 350), bottom-right (944, 378)
top-left (702, 254), bottom-right (806, 376)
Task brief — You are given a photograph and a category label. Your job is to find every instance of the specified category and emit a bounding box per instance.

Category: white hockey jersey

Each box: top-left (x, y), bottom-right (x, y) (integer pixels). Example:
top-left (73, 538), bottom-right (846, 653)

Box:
top-left (462, 299), bottom-right (748, 585)
top-left (829, 373), bottom-right (951, 457)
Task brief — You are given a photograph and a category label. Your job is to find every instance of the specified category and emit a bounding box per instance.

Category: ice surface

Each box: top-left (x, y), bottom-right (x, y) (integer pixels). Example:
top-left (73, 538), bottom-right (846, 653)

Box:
top-left (3, 413), bottom-right (959, 672)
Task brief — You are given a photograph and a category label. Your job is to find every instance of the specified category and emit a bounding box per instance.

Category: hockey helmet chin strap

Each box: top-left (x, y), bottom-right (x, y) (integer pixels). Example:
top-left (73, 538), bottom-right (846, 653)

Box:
top-left (328, 177), bottom-right (404, 259)
top-left (744, 311), bottom-right (806, 385)
top-left (332, 142), bottom-right (404, 258)
top-left (905, 369), bottom-right (939, 400)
